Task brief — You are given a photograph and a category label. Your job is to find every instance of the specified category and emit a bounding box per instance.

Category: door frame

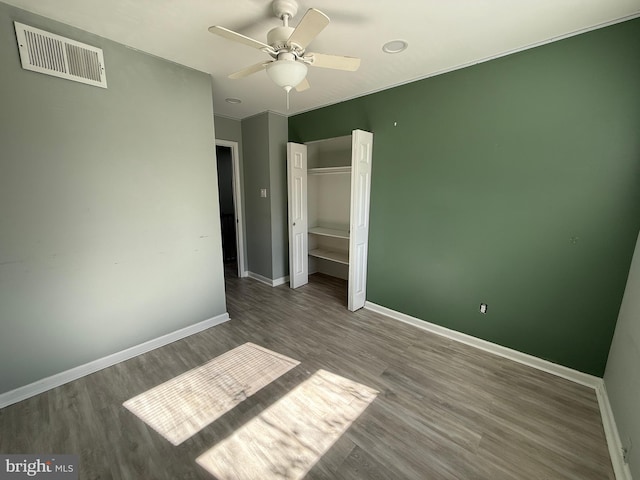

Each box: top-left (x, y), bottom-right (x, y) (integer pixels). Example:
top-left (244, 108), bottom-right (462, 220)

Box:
top-left (216, 139), bottom-right (246, 278)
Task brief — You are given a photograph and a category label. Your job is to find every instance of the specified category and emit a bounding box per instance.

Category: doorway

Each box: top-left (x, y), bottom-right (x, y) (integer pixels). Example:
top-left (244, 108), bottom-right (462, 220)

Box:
top-left (216, 140), bottom-right (245, 278)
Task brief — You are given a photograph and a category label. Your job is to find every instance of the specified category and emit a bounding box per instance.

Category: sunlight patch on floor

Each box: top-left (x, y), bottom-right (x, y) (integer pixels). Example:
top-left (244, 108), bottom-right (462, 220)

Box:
top-left (123, 343), bottom-right (299, 445)
top-left (196, 369), bottom-right (378, 480)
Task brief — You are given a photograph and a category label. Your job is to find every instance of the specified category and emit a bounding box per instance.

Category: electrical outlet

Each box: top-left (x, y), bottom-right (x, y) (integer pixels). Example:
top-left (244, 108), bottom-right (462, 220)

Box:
top-left (480, 303), bottom-right (488, 314)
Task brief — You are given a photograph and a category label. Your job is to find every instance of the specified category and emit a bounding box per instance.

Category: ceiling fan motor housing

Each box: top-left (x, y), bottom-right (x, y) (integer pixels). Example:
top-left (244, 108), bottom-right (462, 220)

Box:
top-left (267, 26), bottom-right (297, 52)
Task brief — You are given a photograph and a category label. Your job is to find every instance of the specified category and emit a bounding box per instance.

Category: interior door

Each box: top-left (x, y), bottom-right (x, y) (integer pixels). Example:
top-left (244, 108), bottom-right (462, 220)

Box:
top-left (348, 130), bottom-right (373, 311)
top-left (287, 142), bottom-right (308, 289)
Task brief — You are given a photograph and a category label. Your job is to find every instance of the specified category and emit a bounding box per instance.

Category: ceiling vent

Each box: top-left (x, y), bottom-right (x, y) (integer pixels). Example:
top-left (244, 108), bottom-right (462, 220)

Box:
top-left (14, 22), bottom-right (107, 89)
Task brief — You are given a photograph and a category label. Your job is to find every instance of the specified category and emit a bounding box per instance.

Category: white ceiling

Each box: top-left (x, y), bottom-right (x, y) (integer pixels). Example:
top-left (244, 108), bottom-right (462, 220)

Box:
top-left (4, 0), bottom-right (640, 120)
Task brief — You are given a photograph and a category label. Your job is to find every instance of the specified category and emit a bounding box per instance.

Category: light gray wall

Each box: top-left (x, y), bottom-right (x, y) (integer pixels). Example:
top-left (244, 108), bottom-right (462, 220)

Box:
top-left (0, 3), bottom-right (226, 394)
top-left (605, 230), bottom-right (640, 478)
top-left (268, 112), bottom-right (289, 280)
top-left (238, 112), bottom-right (289, 281)
top-left (214, 115), bottom-right (242, 144)
top-left (241, 113), bottom-right (273, 278)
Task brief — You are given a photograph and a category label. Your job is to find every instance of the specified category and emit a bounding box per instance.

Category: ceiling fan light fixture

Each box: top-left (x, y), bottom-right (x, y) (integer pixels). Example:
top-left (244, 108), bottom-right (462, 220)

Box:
top-left (266, 59), bottom-right (308, 91)
top-left (382, 40), bottom-right (408, 54)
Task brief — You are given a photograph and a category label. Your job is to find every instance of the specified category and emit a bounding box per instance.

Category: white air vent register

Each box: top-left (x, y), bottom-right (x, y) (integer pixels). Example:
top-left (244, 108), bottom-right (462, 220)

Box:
top-left (14, 22), bottom-right (107, 88)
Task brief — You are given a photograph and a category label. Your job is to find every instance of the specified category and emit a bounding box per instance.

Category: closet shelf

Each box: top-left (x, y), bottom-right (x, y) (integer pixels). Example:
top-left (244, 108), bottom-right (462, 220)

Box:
top-left (308, 166), bottom-right (351, 175)
top-left (309, 248), bottom-right (349, 265)
top-left (308, 226), bottom-right (350, 239)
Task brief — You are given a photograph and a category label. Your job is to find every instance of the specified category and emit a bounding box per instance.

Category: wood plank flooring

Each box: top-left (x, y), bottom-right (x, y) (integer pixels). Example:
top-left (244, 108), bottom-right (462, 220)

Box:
top-left (0, 270), bottom-right (615, 479)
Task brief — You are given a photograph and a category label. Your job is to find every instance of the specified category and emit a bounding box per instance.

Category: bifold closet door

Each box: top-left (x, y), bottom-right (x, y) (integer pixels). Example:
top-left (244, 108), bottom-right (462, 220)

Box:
top-left (348, 130), bottom-right (373, 311)
top-left (287, 142), bottom-right (308, 289)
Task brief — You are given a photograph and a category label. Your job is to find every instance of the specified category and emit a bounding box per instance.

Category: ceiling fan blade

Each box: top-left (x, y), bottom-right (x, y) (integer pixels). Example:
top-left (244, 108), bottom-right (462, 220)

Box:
top-left (306, 52), bottom-right (361, 71)
top-left (208, 25), bottom-right (273, 52)
top-left (229, 61), bottom-right (271, 79)
top-left (295, 78), bottom-right (310, 92)
top-left (287, 8), bottom-right (330, 50)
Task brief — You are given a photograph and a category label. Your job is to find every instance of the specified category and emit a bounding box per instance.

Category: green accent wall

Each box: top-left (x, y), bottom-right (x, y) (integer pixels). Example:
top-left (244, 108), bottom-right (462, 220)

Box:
top-left (289, 18), bottom-right (640, 376)
top-left (0, 4), bottom-right (226, 393)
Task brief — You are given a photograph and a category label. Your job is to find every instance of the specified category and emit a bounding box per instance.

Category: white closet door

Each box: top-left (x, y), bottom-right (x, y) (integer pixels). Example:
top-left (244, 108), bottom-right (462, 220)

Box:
top-left (287, 142), bottom-right (308, 289)
top-left (348, 130), bottom-right (373, 311)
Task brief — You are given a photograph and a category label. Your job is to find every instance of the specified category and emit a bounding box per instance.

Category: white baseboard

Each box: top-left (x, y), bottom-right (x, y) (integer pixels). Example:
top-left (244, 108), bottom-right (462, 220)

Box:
top-left (596, 381), bottom-right (633, 480)
top-left (272, 275), bottom-right (290, 287)
top-left (364, 301), bottom-right (599, 387)
top-left (247, 271), bottom-right (290, 287)
top-left (0, 313), bottom-right (230, 409)
top-left (365, 301), bottom-right (631, 479)
top-left (247, 271), bottom-right (273, 286)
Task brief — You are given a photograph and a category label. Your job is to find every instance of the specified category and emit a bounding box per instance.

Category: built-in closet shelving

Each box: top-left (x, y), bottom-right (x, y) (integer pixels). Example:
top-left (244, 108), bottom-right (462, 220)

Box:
top-left (287, 130), bottom-right (373, 311)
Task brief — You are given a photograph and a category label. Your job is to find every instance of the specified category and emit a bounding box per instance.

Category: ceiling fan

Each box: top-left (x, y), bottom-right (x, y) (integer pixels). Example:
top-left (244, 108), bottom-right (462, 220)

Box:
top-left (208, 0), bottom-right (361, 99)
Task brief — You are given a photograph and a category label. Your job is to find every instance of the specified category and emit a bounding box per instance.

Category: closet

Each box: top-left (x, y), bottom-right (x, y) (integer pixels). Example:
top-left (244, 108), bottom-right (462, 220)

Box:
top-left (287, 129), bottom-right (373, 311)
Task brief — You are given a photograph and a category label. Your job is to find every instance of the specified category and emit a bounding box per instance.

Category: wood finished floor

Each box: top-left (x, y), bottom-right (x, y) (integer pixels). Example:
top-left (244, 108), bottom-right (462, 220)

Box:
top-left (0, 269), bottom-right (615, 479)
